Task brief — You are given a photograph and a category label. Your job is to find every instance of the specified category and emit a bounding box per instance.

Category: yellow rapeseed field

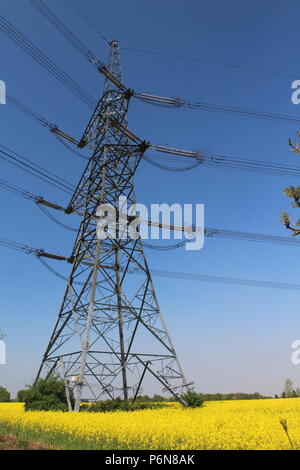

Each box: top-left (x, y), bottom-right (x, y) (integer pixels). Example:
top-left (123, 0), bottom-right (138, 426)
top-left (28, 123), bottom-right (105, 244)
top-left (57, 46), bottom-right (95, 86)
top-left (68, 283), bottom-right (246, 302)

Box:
top-left (0, 398), bottom-right (299, 450)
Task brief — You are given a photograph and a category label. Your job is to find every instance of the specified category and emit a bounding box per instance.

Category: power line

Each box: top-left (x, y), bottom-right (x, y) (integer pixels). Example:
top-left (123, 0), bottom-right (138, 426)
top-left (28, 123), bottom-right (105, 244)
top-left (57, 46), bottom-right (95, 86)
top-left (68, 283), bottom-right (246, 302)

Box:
top-left (0, 237), bottom-right (36, 254)
top-left (2, 174), bottom-right (300, 249)
top-left (21, 4), bottom-right (300, 127)
top-left (141, 240), bottom-right (187, 251)
top-left (145, 151), bottom-right (300, 178)
top-left (38, 257), bottom-right (300, 291)
top-left (104, 118), bottom-right (300, 178)
top-left (136, 93), bottom-right (300, 125)
top-left (0, 177), bottom-right (36, 200)
top-left (149, 269), bottom-right (300, 291)
top-left (66, 0), bottom-right (296, 81)
top-left (10, 88), bottom-right (300, 178)
top-left (0, 144), bottom-right (72, 188)
top-left (30, 0), bottom-right (121, 89)
top-left (0, 235), bottom-right (299, 291)
top-left (52, 133), bottom-right (89, 161)
top-left (7, 93), bottom-right (89, 161)
top-left (7, 93), bottom-right (51, 126)
top-left (37, 204), bottom-right (77, 232)
top-left (182, 100), bottom-right (300, 124)
top-left (33, 249), bottom-right (300, 291)
top-left (68, 0), bottom-right (109, 44)
top-left (122, 47), bottom-right (298, 80)
top-left (0, 144), bottom-right (74, 191)
top-left (31, 0), bottom-right (96, 59)
top-left (24, 1), bottom-right (300, 127)
top-left (37, 259), bottom-right (300, 290)
top-left (0, 14), bottom-right (96, 108)
top-left (36, 255), bottom-right (85, 285)
top-left (141, 226), bottom-right (300, 248)
top-left (0, 144), bottom-right (75, 194)
top-left (143, 153), bottom-right (203, 172)
top-left (203, 227), bottom-right (300, 247)
top-left (11, 90), bottom-right (300, 179)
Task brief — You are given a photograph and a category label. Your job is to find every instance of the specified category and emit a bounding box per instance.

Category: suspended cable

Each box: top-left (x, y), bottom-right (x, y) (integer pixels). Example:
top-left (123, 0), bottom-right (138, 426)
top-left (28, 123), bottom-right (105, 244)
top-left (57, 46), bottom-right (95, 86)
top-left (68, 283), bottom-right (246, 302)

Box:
top-left (0, 237), bottom-right (36, 254)
top-left (19, 3), bottom-right (300, 126)
top-left (0, 144), bottom-right (73, 188)
top-left (11, 3), bottom-right (299, 131)
top-left (149, 269), bottom-right (300, 291)
top-left (0, 14), bottom-right (96, 108)
top-left (145, 151), bottom-right (300, 178)
top-left (7, 93), bottom-right (52, 126)
top-left (140, 240), bottom-right (187, 251)
top-left (37, 203), bottom-right (77, 232)
top-left (29, 1), bottom-right (125, 91)
top-left (111, 120), bottom-right (300, 177)
top-left (67, 2), bottom-right (295, 81)
top-left (13, 86), bottom-right (297, 179)
top-left (68, 0), bottom-right (109, 44)
top-left (0, 144), bottom-right (75, 194)
top-left (0, 178), bottom-right (68, 213)
top-left (141, 227), bottom-right (300, 248)
top-left (3, 176), bottom-right (300, 248)
top-left (31, 0), bottom-right (96, 59)
top-left (0, 237), bottom-right (82, 284)
top-left (143, 153), bottom-right (202, 172)
top-left (33, 251), bottom-right (300, 291)
top-left (1, 233), bottom-right (300, 290)
top-left (0, 152), bottom-right (72, 194)
top-left (8, 93), bottom-right (88, 161)
top-left (184, 100), bottom-right (300, 124)
top-left (37, 255), bottom-right (71, 281)
top-left (2, 175), bottom-right (300, 249)
top-left (204, 227), bottom-right (300, 247)
top-left (52, 133), bottom-right (89, 161)
top-left (122, 47), bottom-right (298, 80)
top-left (0, 178), bottom-right (36, 200)
top-left (135, 93), bottom-right (300, 124)
top-left (36, 256), bottom-right (84, 285)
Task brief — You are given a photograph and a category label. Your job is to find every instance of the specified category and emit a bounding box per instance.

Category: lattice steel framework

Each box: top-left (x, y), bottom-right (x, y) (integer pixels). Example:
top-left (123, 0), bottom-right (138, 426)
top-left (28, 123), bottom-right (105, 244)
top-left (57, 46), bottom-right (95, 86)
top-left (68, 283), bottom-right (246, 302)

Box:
top-left (37, 41), bottom-right (187, 411)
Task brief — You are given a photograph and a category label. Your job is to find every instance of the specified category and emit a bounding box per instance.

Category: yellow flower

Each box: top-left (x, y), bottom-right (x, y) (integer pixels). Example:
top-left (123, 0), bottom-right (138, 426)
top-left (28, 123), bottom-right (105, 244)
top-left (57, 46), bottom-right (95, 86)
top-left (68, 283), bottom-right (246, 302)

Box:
top-left (1, 398), bottom-right (300, 450)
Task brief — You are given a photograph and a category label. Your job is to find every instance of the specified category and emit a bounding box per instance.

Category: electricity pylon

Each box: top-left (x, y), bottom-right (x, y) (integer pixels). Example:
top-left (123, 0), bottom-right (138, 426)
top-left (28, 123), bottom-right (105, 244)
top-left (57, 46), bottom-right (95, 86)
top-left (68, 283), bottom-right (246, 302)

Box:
top-left (37, 41), bottom-right (187, 411)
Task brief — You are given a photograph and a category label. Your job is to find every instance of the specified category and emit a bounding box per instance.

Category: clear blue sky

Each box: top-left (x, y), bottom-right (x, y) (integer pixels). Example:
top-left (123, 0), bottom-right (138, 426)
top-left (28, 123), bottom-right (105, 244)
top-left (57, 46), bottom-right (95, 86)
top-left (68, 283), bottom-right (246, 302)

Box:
top-left (1, 0), bottom-right (300, 397)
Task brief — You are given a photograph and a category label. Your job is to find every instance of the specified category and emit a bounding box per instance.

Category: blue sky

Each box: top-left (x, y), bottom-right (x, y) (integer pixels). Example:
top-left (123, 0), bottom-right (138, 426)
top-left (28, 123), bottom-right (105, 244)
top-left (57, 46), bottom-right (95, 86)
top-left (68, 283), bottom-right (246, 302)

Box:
top-left (1, 0), bottom-right (300, 397)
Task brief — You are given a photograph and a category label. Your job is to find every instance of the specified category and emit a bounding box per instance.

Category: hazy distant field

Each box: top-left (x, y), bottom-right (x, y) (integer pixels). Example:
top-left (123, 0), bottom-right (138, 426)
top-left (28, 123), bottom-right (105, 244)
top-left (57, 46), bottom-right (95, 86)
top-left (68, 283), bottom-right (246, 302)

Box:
top-left (0, 399), bottom-right (299, 450)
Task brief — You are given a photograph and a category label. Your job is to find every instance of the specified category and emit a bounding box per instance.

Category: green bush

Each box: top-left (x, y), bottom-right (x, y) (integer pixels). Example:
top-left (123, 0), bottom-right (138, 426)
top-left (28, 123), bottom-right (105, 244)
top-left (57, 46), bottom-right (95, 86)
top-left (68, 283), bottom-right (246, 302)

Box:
top-left (81, 398), bottom-right (169, 413)
top-left (182, 388), bottom-right (204, 408)
top-left (24, 376), bottom-right (74, 412)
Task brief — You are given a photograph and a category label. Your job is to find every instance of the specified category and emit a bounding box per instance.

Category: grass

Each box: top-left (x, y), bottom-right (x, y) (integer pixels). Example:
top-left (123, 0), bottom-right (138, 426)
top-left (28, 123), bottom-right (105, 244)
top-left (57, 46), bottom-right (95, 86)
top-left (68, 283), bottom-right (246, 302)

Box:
top-left (0, 422), bottom-right (116, 450)
top-left (0, 432), bottom-right (51, 450)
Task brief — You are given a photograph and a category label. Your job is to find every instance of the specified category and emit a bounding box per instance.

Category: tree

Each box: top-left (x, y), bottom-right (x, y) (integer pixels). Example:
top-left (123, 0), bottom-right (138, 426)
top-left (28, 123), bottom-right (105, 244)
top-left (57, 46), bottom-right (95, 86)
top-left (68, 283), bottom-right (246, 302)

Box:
top-left (24, 376), bottom-right (74, 411)
top-left (295, 387), bottom-right (300, 397)
top-left (181, 388), bottom-right (204, 408)
top-left (153, 394), bottom-right (166, 402)
top-left (0, 386), bottom-right (10, 402)
top-left (17, 389), bottom-right (29, 403)
top-left (282, 132), bottom-right (300, 234)
top-left (284, 379), bottom-right (294, 398)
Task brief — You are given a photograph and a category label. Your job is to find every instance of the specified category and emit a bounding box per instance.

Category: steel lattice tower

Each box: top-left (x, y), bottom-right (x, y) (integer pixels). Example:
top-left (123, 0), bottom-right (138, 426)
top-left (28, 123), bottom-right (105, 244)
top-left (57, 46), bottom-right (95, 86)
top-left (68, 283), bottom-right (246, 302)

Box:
top-left (37, 41), bottom-right (187, 411)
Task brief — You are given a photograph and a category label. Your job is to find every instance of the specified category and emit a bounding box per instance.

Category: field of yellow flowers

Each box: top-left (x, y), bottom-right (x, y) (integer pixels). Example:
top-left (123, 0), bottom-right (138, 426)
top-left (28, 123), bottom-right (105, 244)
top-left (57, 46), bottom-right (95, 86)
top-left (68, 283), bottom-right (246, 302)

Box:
top-left (0, 398), bottom-right (299, 450)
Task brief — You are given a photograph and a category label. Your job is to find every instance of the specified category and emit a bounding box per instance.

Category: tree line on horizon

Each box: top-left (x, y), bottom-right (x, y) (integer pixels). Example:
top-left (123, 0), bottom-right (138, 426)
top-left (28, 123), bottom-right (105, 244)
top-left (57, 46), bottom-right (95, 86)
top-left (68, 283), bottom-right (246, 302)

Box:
top-left (0, 377), bottom-right (298, 403)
